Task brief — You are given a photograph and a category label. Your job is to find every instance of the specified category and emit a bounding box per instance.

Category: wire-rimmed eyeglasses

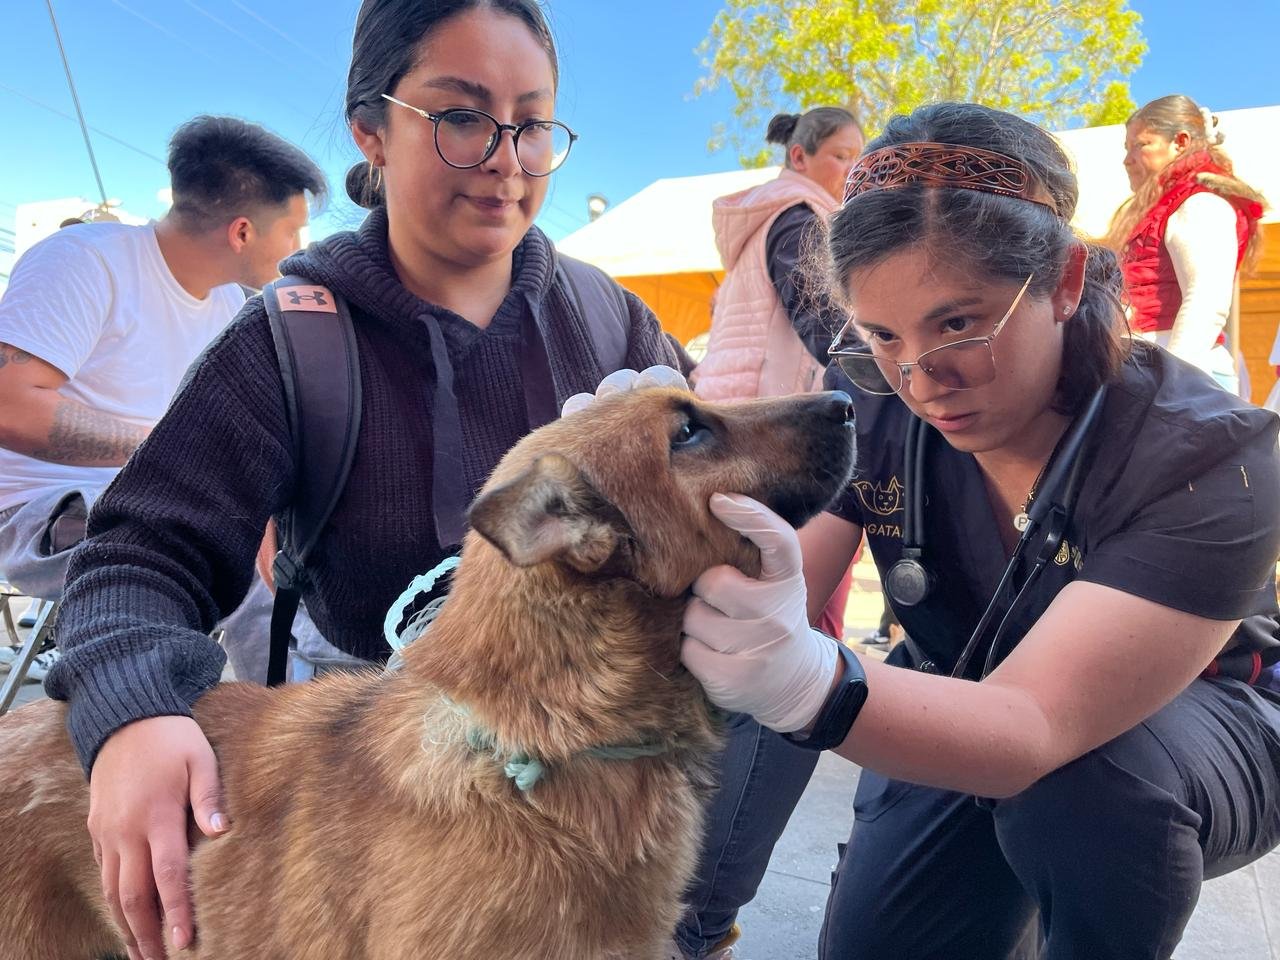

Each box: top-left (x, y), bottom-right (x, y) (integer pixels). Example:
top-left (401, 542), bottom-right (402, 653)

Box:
top-left (829, 275), bottom-right (1034, 395)
top-left (381, 94), bottom-right (577, 177)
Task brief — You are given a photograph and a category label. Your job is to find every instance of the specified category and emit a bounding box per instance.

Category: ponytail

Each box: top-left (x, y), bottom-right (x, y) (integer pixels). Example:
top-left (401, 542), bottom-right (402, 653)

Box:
top-left (345, 160), bottom-right (385, 209)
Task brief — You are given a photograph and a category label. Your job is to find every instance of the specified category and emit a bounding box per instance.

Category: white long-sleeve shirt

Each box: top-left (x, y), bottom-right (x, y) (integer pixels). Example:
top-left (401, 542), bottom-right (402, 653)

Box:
top-left (1150, 191), bottom-right (1239, 391)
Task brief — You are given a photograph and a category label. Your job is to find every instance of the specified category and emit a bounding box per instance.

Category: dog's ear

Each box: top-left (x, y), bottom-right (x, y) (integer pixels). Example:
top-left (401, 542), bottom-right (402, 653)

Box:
top-left (468, 453), bottom-right (632, 573)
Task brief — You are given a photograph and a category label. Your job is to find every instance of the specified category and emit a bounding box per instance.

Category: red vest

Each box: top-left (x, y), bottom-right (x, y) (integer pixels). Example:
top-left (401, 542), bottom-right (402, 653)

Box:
top-left (1121, 152), bottom-right (1257, 335)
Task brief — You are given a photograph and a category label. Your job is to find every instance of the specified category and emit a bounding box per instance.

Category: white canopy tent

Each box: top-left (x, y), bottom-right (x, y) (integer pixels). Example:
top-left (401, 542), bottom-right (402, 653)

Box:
top-left (558, 106), bottom-right (1280, 399)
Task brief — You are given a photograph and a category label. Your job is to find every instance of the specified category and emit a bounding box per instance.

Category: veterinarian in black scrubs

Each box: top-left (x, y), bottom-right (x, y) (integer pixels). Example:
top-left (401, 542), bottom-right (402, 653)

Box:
top-left (678, 102), bottom-right (1280, 960)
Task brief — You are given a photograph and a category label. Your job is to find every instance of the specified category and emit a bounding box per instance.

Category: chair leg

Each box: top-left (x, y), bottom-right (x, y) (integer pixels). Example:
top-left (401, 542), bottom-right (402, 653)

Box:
top-left (1, 593), bottom-right (19, 647)
top-left (0, 601), bottom-right (58, 716)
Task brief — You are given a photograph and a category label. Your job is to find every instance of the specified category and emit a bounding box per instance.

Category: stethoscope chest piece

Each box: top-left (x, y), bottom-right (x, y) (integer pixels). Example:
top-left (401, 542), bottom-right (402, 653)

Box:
top-left (885, 555), bottom-right (932, 607)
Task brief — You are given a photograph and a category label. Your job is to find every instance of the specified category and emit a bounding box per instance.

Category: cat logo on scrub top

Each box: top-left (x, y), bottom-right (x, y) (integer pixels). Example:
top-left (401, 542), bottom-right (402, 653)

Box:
top-left (852, 477), bottom-right (905, 518)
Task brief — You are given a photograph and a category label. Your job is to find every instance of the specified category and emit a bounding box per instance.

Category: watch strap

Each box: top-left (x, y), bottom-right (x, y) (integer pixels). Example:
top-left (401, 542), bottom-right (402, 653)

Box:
top-left (782, 638), bottom-right (868, 751)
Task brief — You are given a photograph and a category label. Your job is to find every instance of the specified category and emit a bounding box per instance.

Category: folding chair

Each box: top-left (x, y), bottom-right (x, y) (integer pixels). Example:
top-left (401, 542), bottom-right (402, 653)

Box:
top-left (0, 586), bottom-right (59, 715)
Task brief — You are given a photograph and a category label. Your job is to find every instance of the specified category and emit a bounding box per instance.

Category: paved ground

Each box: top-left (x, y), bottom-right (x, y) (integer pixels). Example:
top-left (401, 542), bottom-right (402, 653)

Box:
top-left (4, 576), bottom-right (1278, 958)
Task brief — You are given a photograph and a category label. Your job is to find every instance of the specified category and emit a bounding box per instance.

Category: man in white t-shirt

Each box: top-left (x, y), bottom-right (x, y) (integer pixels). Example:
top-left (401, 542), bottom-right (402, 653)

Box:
top-left (0, 115), bottom-right (325, 678)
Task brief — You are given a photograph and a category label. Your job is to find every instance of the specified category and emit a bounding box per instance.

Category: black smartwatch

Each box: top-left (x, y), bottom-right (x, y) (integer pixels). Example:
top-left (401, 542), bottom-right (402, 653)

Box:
top-left (782, 638), bottom-right (868, 751)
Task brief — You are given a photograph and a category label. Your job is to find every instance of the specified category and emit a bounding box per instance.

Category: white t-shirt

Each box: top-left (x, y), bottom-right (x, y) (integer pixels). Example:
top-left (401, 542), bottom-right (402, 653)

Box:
top-left (0, 222), bottom-right (245, 510)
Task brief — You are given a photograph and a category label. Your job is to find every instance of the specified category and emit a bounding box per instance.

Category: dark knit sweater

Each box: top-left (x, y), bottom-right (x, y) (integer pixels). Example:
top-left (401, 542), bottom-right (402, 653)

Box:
top-left (47, 207), bottom-right (677, 771)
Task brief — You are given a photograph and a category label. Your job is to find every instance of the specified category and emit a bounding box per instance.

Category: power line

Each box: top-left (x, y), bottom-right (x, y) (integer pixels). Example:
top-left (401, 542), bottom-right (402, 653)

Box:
top-left (536, 207), bottom-right (579, 232)
top-left (109, 0), bottom-right (223, 69)
top-left (179, 0), bottom-right (317, 83)
top-left (227, 0), bottom-right (333, 69)
top-left (108, 0), bottom-right (324, 122)
top-left (545, 201), bottom-right (588, 230)
top-left (45, 0), bottom-right (108, 206)
top-left (0, 82), bottom-right (166, 165)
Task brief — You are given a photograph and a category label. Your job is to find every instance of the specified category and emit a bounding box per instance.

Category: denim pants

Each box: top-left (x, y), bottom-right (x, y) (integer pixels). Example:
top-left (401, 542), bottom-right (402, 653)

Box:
top-left (0, 487), bottom-right (98, 600)
top-left (673, 711), bottom-right (820, 956)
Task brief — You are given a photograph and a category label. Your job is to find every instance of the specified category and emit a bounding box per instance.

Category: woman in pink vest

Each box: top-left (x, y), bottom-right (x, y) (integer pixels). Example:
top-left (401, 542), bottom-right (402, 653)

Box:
top-left (694, 107), bottom-right (863, 403)
top-left (1104, 95), bottom-right (1266, 394)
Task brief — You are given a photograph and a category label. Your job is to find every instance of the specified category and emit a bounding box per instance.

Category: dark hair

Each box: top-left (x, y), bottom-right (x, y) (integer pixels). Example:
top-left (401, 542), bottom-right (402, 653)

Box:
top-left (344, 0), bottom-right (559, 209)
top-left (167, 115), bottom-right (326, 230)
top-left (827, 102), bottom-right (1129, 414)
top-left (766, 107), bottom-right (861, 169)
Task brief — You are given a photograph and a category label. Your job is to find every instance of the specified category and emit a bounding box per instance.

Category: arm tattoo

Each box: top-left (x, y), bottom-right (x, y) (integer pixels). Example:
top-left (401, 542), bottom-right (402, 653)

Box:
top-left (30, 399), bottom-right (150, 466)
top-left (0, 344), bottom-right (34, 369)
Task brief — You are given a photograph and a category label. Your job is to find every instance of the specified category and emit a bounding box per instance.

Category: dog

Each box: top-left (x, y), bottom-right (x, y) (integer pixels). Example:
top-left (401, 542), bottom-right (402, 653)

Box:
top-left (0, 387), bottom-right (854, 960)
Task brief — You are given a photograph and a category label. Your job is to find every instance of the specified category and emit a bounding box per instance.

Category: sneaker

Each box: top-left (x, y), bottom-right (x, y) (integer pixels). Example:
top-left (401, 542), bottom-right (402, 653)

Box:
top-left (860, 633), bottom-right (891, 650)
top-left (22, 648), bottom-right (60, 683)
top-left (662, 925), bottom-right (741, 960)
top-left (0, 645), bottom-right (17, 674)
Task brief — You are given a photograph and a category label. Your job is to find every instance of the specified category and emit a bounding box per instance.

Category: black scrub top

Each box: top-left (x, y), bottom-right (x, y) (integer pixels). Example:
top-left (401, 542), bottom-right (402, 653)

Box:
top-left (827, 344), bottom-right (1280, 686)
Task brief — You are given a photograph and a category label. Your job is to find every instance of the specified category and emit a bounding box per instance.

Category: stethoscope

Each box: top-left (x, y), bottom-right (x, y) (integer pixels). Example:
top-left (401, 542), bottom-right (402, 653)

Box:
top-left (882, 386), bottom-right (1108, 679)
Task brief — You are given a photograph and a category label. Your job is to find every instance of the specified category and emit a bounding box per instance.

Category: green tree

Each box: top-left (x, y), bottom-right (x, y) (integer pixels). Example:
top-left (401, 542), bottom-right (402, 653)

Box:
top-left (696, 0), bottom-right (1147, 166)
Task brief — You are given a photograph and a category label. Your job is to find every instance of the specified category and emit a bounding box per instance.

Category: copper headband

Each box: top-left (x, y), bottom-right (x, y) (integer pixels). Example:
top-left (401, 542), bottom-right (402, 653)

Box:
top-left (842, 141), bottom-right (1061, 217)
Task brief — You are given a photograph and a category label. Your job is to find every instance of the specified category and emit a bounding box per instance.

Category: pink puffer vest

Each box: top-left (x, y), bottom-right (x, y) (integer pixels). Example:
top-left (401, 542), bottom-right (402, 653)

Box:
top-left (693, 169), bottom-right (837, 402)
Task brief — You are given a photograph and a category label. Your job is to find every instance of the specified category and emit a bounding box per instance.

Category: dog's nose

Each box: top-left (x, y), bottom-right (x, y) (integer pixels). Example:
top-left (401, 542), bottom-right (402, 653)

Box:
top-left (819, 390), bottom-right (854, 424)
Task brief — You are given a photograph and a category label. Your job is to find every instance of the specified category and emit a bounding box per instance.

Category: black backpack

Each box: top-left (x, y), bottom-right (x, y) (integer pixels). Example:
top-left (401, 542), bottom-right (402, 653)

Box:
top-left (260, 257), bottom-right (631, 685)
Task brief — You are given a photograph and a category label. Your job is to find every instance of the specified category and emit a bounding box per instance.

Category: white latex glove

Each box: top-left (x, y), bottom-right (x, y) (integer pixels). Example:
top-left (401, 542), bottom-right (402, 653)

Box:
top-left (681, 493), bottom-right (840, 733)
top-left (561, 365), bottom-right (689, 416)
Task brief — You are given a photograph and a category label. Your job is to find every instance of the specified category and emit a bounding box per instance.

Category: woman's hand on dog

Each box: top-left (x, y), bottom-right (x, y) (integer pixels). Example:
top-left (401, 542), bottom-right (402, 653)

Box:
top-left (89, 715), bottom-right (228, 960)
top-left (560, 365), bottom-right (689, 416)
top-left (681, 493), bottom-right (840, 733)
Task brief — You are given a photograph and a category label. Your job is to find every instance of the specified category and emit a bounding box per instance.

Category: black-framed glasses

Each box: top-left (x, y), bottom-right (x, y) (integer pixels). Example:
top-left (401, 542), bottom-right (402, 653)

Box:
top-left (828, 275), bottom-right (1034, 396)
top-left (381, 94), bottom-right (577, 177)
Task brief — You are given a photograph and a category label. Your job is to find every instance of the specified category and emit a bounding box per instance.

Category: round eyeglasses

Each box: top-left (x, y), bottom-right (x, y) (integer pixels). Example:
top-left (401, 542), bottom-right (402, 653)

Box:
top-left (829, 275), bottom-right (1034, 396)
top-left (381, 94), bottom-right (577, 177)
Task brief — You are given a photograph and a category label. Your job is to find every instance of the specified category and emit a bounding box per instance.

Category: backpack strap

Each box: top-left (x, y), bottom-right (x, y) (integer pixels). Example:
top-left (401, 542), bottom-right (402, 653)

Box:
top-left (263, 276), bottom-right (362, 686)
top-left (556, 255), bottom-right (629, 373)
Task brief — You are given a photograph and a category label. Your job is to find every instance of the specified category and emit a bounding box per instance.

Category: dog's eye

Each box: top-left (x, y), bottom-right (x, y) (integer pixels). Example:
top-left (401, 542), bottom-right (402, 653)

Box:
top-left (671, 416), bottom-right (711, 450)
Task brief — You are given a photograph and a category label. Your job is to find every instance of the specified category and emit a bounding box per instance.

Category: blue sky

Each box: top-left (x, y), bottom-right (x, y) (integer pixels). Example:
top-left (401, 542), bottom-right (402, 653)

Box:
top-left (3, 0), bottom-right (1279, 247)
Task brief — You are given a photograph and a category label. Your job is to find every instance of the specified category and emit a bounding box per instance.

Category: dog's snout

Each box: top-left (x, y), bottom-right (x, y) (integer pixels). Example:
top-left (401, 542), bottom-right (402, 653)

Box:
top-left (819, 390), bottom-right (854, 424)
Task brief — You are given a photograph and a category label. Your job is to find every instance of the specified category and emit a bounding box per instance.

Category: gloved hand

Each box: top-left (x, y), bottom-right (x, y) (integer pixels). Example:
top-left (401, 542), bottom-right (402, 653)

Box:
top-left (681, 493), bottom-right (840, 733)
top-left (561, 365), bottom-right (689, 417)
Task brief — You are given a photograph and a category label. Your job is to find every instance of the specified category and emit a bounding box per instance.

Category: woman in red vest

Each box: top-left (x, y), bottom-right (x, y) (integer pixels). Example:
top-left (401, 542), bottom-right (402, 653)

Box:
top-left (1105, 95), bottom-right (1266, 395)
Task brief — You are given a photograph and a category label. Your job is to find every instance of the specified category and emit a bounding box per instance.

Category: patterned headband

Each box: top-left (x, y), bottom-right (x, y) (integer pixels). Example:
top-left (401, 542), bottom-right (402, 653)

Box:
top-left (842, 141), bottom-right (1061, 217)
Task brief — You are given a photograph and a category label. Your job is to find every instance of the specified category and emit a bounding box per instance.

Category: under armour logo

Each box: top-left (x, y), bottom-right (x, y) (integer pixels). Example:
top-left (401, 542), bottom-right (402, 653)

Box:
top-left (275, 284), bottom-right (337, 314)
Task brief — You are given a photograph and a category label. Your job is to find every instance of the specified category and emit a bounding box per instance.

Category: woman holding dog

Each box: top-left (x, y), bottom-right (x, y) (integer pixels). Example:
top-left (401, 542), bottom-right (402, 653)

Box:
top-left (676, 102), bottom-right (1280, 959)
top-left (42, 2), bottom-right (681, 958)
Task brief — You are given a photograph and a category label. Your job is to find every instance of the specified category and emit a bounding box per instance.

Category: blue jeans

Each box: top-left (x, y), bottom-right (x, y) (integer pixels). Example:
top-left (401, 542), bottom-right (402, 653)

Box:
top-left (673, 711), bottom-right (820, 957)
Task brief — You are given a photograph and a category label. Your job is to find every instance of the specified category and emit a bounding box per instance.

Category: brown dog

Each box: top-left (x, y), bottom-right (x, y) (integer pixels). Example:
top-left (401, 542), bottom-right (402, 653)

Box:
top-left (0, 387), bottom-right (854, 960)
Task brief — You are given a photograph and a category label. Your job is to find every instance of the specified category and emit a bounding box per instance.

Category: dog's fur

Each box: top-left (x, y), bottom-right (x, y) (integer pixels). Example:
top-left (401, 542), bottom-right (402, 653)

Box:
top-left (0, 388), bottom-right (854, 960)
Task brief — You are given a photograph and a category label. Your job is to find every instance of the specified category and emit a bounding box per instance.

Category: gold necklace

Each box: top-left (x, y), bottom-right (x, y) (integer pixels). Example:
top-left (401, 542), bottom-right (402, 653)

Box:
top-left (1012, 490), bottom-right (1036, 532)
top-left (1012, 460), bottom-right (1051, 533)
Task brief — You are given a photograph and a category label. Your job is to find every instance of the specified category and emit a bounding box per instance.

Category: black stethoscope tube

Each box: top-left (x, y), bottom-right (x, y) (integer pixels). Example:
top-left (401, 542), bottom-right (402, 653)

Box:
top-left (888, 387), bottom-right (1107, 680)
